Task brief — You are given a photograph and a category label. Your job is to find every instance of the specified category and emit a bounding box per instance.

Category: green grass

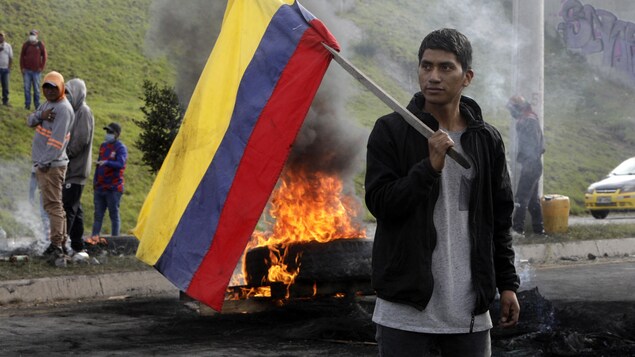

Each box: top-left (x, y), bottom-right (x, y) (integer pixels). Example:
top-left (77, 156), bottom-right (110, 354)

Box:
top-left (0, 255), bottom-right (150, 281)
top-left (0, 0), bottom-right (172, 238)
top-left (1, 0), bottom-right (635, 241)
top-left (519, 223), bottom-right (635, 245)
top-left (342, 1), bottom-right (635, 217)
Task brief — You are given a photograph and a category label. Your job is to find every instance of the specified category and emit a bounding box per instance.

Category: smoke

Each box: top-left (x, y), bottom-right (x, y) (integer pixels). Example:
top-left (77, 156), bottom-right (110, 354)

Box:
top-left (413, 0), bottom-right (518, 111)
top-left (286, 0), bottom-right (367, 180)
top-left (0, 160), bottom-right (49, 251)
top-left (144, 0), bottom-right (226, 105)
top-left (145, 0), bottom-right (368, 183)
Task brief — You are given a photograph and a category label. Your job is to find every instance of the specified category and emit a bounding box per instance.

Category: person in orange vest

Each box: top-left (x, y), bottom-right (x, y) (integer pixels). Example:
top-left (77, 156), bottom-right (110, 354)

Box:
top-left (27, 71), bottom-right (74, 264)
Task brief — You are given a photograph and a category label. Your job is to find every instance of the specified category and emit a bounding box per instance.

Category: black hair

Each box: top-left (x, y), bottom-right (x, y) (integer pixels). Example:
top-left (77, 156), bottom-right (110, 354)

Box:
top-left (417, 28), bottom-right (472, 73)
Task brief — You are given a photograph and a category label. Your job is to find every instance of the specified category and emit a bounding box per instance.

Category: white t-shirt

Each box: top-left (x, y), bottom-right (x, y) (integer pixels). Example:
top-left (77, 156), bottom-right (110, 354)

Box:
top-left (373, 128), bottom-right (492, 333)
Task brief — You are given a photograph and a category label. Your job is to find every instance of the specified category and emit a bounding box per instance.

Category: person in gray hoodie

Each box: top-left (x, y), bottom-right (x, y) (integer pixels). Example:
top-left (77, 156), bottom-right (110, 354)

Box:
top-left (62, 78), bottom-right (94, 255)
top-left (27, 71), bottom-right (74, 262)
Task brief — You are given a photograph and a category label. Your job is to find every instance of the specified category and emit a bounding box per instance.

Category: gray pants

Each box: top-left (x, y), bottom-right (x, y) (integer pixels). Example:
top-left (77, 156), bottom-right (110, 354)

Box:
top-left (376, 324), bottom-right (491, 357)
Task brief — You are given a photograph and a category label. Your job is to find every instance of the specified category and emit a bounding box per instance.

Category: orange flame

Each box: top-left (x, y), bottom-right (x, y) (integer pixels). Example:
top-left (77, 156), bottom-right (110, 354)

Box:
top-left (250, 167), bottom-right (365, 248)
top-left (245, 167), bottom-right (366, 287)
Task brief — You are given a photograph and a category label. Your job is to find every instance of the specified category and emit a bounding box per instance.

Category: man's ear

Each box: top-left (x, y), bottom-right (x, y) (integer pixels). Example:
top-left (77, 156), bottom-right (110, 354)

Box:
top-left (463, 68), bottom-right (474, 87)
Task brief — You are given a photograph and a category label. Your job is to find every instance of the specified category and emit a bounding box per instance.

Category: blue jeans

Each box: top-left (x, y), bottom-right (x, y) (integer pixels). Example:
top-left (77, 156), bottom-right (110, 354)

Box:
top-left (0, 68), bottom-right (9, 104)
top-left (92, 190), bottom-right (123, 236)
top-left (23, 69), bottom-right (41, 109)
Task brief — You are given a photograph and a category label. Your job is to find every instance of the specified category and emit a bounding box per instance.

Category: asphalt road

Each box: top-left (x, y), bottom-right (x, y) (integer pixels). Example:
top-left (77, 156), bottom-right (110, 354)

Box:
top-left (1, 258), bottom-right (633, 356)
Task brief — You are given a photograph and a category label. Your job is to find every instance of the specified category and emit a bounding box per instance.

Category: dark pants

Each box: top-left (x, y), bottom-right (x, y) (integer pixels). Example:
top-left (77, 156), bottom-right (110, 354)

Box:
top-left (62, 183), bottom-right (85, 252)
top-left (0, 68), bottom-right (9, 104)
top-left (376, 324), bottom-right (491, 357)
top-left (513, 160), bottom-right (544, 233)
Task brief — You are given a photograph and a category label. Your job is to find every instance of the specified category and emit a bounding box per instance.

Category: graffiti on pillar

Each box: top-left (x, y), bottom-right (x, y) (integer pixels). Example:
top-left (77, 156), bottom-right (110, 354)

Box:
top-left (558, 0), bottom-right (635, 82)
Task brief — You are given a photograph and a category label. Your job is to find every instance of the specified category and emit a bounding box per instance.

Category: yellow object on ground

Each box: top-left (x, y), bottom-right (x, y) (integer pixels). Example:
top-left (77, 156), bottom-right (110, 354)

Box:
top-left (542, 194), bottom-right (570, 233)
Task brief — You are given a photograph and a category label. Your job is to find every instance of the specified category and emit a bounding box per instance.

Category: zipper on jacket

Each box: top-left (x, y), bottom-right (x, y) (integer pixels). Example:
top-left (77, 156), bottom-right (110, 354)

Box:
top-left (469, 311), bottom-right (475, 333)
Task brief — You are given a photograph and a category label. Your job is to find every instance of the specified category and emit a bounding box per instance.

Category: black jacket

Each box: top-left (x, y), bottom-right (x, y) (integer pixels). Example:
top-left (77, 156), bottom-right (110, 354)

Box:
top-left (365, 93), bottom-right (519, 314)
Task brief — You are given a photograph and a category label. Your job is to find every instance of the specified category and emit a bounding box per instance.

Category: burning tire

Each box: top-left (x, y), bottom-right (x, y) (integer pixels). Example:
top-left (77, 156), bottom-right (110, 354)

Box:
top-left (244, 238), bottom-right (373, 287)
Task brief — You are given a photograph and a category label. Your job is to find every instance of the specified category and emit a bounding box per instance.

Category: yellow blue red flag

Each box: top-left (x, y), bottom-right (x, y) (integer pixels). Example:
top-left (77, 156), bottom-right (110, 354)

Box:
top-left (133, 0), bottom-right (339, 311)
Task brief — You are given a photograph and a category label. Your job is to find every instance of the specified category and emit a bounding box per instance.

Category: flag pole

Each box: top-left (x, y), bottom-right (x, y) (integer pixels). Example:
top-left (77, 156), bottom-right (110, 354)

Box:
top-left (322, 43), bottom-right (471, 169)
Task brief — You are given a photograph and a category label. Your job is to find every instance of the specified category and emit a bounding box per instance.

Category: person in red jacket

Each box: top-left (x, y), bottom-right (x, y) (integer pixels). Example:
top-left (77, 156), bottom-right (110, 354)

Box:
top-left (19, 29), bottom-right (47, 110)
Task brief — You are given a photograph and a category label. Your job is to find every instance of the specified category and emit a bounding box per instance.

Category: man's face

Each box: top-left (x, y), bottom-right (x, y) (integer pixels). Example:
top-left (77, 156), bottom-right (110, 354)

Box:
top-left (418, 49), bottom-right (473, 107)
top-left (43, 84), bottom-right (60, 102)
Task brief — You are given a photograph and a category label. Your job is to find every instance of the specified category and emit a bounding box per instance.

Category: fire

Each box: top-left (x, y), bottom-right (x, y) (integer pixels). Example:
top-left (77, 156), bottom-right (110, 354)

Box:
top-left (245, 166), bottom-right (366, 288)
top-left (250, 167), bottom-right (366, 248)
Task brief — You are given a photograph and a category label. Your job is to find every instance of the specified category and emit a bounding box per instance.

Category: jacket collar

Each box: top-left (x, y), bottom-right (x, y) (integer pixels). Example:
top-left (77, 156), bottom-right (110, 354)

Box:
top-left (407, 92), bottom-right (485, 131)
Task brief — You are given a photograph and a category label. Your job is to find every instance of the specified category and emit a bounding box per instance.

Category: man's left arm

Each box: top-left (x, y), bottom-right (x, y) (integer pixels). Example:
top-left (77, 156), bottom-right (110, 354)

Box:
top-left (7, 45), bottom-right (12, 69)
top-left (39, 42), bottom-right (47, 71)
top-left (499, 290), bottom-right (520, 328)
top-left (489, 128), bottom-right (521, 327)
top-left (66, 110), bottom-right (91, 159)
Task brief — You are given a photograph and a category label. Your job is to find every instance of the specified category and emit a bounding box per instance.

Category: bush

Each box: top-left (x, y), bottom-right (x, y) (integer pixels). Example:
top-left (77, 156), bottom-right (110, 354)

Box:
top-left (134, 81), bottom-right (184, 173)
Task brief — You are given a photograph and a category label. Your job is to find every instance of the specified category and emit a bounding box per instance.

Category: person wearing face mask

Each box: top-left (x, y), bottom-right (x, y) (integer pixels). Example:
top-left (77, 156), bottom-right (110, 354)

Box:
top-left (19, 29), bottom-right (47, 110)
top-left (90, 122), bottom-right (127, 243)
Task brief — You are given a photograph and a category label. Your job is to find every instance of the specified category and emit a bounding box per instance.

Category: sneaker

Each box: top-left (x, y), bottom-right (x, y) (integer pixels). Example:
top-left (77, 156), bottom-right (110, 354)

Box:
top-left (42, 244), bottom-right (67, 266)
top-left (71, 250), bottom-right (90, 263)
top-left (42, 244), bottom-right (63, 256)
top-left (510, 229), bottom-right (525, 239)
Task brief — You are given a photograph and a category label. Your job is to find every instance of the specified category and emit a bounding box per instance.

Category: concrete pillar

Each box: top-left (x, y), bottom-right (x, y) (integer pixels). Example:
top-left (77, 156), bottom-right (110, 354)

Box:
top-left (511, 0), bottom-right (545, 195)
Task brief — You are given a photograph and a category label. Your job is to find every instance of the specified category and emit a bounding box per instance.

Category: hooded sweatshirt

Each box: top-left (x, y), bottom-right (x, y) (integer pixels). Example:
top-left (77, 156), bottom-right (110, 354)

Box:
top-left (27, 71), bottom-right (74, 168)
top-left (65, 78), bottom-right (94, 185)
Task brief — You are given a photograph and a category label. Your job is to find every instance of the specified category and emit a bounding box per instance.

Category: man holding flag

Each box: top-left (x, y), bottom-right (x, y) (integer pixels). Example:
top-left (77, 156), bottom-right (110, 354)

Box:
top-left (134, 0), bottom-right (338, 311)
top-left (365, 29), bottom-right (519, 356)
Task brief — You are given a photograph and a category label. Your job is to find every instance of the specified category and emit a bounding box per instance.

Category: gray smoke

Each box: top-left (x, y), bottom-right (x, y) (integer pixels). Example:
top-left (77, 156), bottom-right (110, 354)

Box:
top-left (287, 0), bottom-right (367, 180)
top-left (144, 0), bottom-right (226, 105)
top-left (398, 0), bottom-right (518, 111)
top-left (145, 0), bottom-right (368, 182)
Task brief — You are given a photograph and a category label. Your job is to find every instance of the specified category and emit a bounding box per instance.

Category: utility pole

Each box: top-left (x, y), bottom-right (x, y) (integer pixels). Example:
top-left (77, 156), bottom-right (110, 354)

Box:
top-left (511, 0), bottom-right (545, 195)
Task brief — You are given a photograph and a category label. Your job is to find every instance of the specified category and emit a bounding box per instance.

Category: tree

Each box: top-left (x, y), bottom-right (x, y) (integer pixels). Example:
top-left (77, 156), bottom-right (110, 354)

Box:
top-left (134, 80), bottom-right (184, 173)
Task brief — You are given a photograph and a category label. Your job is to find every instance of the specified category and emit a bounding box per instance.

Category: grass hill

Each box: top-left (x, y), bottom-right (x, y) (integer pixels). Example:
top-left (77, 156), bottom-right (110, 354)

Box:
top-left (0, 0), bottom-right (173, 238)
top-left (1, 0), bottom-right (634, 240)
top-left (340, 0), bottom-right (635, 215)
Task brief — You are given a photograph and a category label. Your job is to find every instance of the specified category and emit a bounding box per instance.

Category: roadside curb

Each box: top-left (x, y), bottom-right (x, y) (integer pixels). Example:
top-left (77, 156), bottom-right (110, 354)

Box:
top-left (515, 237), bottom-right (635, 263)
top-left (1, 238), bottom-right (634, 306)
top-left (0, 270), bottom-right (178, 305)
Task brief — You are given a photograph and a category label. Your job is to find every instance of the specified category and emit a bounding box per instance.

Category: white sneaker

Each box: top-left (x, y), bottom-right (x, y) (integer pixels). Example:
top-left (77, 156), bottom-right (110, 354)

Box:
top-left (510, 230), bottom-right (525, 239)
top-left (71, 250), bottom-right (90, 263)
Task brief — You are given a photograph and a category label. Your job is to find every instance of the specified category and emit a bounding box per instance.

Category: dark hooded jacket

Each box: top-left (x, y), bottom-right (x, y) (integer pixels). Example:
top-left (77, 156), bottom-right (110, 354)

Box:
top-left (65, 78), bottom-right (94, 185)
top-left (515, 111), bottom-right (544, 165)
top-left (365, 93), bottom-right (519, 315)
